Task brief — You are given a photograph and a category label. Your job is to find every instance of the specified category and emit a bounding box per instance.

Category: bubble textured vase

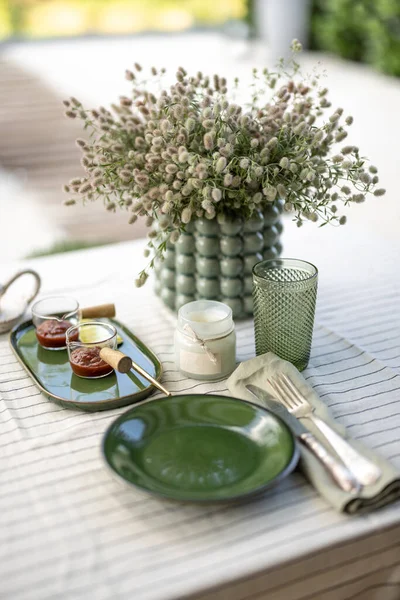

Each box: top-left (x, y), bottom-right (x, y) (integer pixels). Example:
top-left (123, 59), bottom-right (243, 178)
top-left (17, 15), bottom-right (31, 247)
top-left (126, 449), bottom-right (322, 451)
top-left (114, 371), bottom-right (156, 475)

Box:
top-left (154, 203), bottom-right (284, 319)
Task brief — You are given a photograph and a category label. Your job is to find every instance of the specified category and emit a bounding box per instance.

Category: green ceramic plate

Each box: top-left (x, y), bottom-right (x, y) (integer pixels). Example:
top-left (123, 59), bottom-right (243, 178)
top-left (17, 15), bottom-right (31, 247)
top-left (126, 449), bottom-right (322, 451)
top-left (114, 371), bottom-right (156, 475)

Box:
top-left (9, 318), bottom-right (162, 411)
top-left (102, 394), bottom-right (299, 502)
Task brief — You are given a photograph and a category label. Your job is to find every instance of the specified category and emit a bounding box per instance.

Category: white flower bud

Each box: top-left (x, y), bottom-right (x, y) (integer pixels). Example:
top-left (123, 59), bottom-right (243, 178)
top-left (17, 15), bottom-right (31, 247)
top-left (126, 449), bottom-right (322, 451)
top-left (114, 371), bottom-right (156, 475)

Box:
top-left (181, 207), bottom-right (192, 224)
top-left (203, 133), bottom-right (214, 150)
top-left (279, 157), bottom-right (289, 169)
top-left (173, 105), bottom-right (183, 119)
top-left (79, 182), bottom-right (92, 194)
top-left (202, 119), bottom-right (214, 130)
top-left (277, 184), bottom-right (287, 198)
top-left (267, 137), bottom-right (278, 148)
top-left (313, 130), bottom-right (324, 144)
top-left (211, 188), bottom-right (222, 202)
top-left (224, 173), bottom-right (233, 187)
top-left (185, 118), bottom-right (196, 132)
top-left (215, 157), bottom-right (227, 173)
top-left (169, 230), bottom-right (181, 244)
top-left (306, 170), bottom-right (315, 181)
top-left (201, 199), bottom-right (213, 211)
top-left (335, 130), bottom-right (348, 142)
top-left (341, 145), bottom-right (354, 155)
top-left (75, 138), bottom-right (87, 149)
top-left (263, 186), bottom-right (277, 202)
top-left (354, 194), bottom-right (365, 203)
top-left (359, 172), bottom-right (371, 184)
top-left (92, 176), bottom-right (104, 188)
top-left (213, 104), bottom-right (221, 117)
top-left (178, 151), bottom-right (189, 163)
top-left (135, 272), bottom-right (148, 288)
top-left (294, 122), bottom-right (306, 135)
top-left (162, 201), bottom-right (172, 214)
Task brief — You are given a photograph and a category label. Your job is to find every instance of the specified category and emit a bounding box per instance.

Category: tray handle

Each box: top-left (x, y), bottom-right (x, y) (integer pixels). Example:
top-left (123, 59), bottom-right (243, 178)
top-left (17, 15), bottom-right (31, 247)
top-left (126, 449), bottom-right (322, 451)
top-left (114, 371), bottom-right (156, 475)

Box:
top-left (1, 270), bottom-right (41, 307)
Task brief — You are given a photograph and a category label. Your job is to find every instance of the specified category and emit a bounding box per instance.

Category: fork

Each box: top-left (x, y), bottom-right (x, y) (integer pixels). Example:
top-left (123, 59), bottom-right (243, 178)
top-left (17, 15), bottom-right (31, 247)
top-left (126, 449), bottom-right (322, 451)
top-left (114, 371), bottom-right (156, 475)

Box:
top-left (268, 374), bottom-right (382, 486)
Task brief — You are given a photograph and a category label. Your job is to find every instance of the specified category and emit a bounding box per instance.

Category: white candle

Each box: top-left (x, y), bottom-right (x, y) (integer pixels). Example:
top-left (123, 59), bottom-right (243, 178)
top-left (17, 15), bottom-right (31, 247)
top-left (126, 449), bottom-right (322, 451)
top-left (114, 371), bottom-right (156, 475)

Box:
top-left (175, 300), bottom-right (236, 381)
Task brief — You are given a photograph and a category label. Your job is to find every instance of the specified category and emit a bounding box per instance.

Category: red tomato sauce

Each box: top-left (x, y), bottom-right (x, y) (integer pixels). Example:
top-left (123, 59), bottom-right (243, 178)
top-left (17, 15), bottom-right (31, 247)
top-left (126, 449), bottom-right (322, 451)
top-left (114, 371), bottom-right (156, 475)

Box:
top-left (36, 319), bottom-right (78, 348)
top-left (69, 346), bottom-right (113, 378)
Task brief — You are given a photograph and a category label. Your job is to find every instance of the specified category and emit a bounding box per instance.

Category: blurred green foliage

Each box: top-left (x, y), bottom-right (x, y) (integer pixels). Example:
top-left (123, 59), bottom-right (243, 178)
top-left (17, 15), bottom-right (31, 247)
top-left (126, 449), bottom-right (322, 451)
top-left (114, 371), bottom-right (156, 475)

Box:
top-left (244, 0), bottom-right (255, 33)
top-left (311, 0), bottom-right (400, 77)
top-left (25, 239), bottom-right (111, 258)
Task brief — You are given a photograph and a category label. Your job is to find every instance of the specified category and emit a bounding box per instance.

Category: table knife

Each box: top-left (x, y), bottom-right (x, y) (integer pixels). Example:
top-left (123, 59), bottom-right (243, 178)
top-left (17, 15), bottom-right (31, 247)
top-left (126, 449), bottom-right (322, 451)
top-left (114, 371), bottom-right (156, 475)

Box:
top-left (246, 384), bottom-right (361, 494)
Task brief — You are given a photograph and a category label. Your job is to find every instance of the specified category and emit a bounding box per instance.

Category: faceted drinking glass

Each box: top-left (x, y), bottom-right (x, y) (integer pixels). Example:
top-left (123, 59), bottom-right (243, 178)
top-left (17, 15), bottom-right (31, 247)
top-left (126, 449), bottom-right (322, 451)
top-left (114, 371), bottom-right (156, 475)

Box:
top-left (252, 258), bottom-right (318, 371)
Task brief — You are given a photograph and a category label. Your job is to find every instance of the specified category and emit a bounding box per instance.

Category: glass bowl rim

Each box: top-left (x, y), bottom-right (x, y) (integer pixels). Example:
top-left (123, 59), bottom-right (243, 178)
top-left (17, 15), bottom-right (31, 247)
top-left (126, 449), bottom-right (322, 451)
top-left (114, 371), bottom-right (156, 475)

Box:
top-left (31, 295), bottom-right (79, 318)
top-left (66, 321), bottom-right (117, 345)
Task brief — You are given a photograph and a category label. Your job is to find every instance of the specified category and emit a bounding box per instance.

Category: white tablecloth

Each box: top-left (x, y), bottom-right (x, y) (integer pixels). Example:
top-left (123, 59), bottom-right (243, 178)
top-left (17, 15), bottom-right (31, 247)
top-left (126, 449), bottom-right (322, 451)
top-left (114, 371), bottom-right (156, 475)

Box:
top-left (1, 220), bottom-right (400, 600)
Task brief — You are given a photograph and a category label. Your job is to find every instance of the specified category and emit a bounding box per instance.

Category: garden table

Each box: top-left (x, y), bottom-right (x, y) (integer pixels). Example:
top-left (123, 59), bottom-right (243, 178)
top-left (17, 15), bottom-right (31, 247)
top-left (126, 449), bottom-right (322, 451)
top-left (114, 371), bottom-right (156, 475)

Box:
top-left (1, 220), bottom-right (400, 600)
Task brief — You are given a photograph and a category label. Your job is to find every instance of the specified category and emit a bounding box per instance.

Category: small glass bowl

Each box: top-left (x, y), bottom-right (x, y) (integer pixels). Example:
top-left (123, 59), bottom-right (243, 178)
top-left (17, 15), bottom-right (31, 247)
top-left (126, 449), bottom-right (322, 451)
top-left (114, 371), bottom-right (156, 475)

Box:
top-left (66, 322), bottom-right (117, 379)
top-left (32, 296), bottom-right (79, 351)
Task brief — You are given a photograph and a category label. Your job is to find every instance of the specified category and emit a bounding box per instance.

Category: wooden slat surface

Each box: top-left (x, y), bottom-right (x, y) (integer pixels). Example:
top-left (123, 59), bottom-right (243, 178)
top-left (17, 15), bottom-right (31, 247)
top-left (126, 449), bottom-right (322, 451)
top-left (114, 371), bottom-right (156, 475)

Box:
top-left (0, 58), bottom-right (146, 244)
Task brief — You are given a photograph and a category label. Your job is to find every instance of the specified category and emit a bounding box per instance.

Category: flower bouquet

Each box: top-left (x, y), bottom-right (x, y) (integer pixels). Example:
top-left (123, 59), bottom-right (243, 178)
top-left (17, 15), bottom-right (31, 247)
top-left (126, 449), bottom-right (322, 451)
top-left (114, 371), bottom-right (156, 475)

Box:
top-left (64, 41), bottom-right (384, 316)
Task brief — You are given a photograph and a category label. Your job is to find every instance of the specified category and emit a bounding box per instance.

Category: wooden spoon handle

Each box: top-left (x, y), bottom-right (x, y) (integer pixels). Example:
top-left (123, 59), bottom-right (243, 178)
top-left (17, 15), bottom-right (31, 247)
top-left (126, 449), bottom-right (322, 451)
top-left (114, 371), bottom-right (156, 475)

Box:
top-left (80, 303), bottom-right (116, 319)
top-left (99, 348), bottom-right (171, 397)
top-left (100, 348), bottom-right (131, 373)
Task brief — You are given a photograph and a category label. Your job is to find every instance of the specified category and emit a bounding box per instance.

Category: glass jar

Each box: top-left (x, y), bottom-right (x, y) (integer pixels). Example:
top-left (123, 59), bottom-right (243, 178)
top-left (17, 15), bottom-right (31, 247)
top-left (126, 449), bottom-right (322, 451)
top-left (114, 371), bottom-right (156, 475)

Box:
top-left (175, 300), bottom-right (236, 381)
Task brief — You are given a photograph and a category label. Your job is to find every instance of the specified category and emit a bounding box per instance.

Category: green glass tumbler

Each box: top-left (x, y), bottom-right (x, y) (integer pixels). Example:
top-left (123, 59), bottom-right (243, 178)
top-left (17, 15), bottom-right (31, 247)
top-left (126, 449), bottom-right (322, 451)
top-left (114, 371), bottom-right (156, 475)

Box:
top-left (252, 258), bottom-right (318, 371)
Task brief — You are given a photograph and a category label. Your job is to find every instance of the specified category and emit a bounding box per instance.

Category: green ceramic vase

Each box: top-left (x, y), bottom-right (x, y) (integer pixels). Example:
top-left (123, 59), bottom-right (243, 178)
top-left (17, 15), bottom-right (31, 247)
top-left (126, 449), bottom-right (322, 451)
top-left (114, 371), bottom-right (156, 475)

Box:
top-left (154, 201), bottom-right (284, 318)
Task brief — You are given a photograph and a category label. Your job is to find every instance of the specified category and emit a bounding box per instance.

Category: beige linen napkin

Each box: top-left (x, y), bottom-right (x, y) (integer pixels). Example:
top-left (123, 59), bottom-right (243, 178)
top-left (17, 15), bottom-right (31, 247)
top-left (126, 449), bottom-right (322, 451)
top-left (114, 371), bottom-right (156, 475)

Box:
top-left (227, 353), bottom-right (400, 514)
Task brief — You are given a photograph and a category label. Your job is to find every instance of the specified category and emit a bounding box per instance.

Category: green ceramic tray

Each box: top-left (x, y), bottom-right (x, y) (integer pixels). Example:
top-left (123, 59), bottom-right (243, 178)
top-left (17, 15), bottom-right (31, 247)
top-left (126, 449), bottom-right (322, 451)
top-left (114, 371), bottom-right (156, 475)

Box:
top-left (102, 394), bottom-right (299, 502)
top-left (9, 318), bottom-right (162, 411)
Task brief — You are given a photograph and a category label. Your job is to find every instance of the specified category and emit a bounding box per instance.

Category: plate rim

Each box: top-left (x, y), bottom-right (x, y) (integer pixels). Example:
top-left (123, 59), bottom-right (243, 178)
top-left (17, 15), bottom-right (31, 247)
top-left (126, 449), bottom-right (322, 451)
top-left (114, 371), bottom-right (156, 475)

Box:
top-left (101, 393), bottom-right (300, 503)
top-left (8, 318), bottom-right (163, 411)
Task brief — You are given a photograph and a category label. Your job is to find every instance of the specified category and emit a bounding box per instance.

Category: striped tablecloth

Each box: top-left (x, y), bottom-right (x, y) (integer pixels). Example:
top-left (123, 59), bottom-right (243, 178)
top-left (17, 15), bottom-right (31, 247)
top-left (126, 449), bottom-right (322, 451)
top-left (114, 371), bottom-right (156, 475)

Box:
top-left (1, 223), bottom-right (400, 600)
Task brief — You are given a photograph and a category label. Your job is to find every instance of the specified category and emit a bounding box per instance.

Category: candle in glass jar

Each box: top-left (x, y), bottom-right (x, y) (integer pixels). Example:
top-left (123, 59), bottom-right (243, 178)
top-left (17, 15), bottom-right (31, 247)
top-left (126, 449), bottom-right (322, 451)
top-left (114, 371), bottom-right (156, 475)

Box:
top-left (175, 300), bottom-right (236, 381)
